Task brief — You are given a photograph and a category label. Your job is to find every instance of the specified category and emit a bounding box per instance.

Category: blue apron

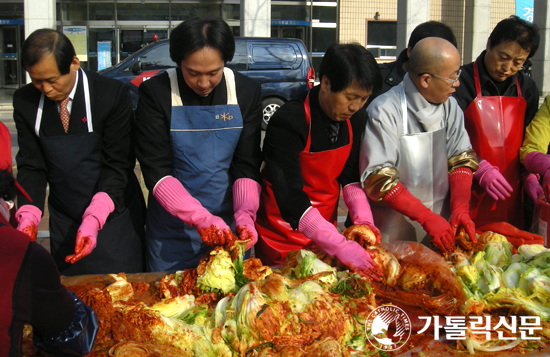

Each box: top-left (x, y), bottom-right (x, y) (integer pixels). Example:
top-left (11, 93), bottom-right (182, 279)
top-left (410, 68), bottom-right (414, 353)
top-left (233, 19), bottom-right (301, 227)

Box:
top-left (146, 68), bottom-right (243, 272)
top-left (35, 69), bottom-right (145, 276)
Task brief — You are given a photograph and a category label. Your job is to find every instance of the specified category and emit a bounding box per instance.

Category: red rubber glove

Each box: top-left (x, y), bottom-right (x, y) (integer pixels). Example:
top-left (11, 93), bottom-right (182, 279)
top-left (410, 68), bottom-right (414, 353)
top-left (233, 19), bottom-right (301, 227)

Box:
top-left (524, 151), bottom-right (550, 201)
top-left (298, 207), bottom-right (383, 281)
top-left (342, 183), bottom-right (382, 244)
top-left (15, 205), bottom-right (42, 242)
top-left (233, 178), bottom-right (262, 251)
top-left (521, 171), bottom-right (543, 203)
top-left (474, 159), bottom-right (513, 200)
top-left (449, 168), bottom-right (477, 243)
top-left (65, 192), bottom-right (114, 264)
top-left (382, 182), bottom-right (455, 253)
top-left (154, 176), bottom-right (234, 246)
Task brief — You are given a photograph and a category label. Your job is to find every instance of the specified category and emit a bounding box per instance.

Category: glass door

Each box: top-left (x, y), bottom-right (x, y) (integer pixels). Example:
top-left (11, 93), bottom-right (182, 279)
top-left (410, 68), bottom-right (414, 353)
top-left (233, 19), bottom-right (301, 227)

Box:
top-left (120, 29), bottom-right (144, 61)
top-left (0, 25), bottom-right (22, 88)
top-left (88, 28), bottom-right (116, 72)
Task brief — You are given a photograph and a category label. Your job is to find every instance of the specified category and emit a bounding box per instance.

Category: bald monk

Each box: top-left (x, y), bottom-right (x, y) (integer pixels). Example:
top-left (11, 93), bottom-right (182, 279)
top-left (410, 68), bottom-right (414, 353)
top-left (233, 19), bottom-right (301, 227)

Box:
top-left (359, 37), bottom-right (479, 253)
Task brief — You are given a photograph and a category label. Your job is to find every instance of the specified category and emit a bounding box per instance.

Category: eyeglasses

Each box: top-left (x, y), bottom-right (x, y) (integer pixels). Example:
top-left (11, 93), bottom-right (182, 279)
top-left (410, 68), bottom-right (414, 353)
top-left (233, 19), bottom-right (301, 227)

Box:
top-left (420, 69), bottom-right (462, 86)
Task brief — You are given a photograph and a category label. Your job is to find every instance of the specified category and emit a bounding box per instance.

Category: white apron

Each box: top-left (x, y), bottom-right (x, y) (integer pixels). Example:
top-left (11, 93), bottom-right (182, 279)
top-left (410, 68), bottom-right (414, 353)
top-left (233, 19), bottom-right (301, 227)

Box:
top-left (372, 86), bottom-right (450, 244)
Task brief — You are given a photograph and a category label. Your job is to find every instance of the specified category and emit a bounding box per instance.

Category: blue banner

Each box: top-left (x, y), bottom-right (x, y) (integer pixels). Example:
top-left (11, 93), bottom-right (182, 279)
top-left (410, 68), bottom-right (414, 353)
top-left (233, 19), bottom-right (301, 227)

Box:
top-left (516, 0), bottom-right (534, 22)
top-left (0, 20), bottom-right (24, 25)
top-left (97, 41), bottom-right (111, 71)
top-left (272, 20), bottom-right (311, 27)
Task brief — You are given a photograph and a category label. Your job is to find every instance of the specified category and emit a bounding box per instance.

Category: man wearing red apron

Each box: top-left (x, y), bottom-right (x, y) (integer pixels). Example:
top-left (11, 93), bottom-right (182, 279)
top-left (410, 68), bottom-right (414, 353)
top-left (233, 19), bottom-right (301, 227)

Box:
top-left (453, 16), bottom-right (541, 229)
top-left (255, 44), bottom-right (383, 279)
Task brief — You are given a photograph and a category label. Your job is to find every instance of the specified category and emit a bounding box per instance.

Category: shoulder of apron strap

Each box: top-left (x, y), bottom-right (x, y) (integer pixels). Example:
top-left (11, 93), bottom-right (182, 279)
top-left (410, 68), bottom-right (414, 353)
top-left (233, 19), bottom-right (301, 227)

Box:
top-left (166, 68), bottom-right (183, 107)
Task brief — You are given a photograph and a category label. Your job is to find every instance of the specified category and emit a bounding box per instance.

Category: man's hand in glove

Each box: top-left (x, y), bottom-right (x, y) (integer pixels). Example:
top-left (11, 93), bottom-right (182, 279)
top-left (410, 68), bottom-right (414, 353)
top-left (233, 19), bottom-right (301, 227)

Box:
top-left (195, 216), bottom-right (236, 246)
top-left (449, 167), bottom-right (477, 244)
top-left (298, 207), bottom-right (383, 281)
top-left (66, 192), bottom-right (114, 264)
top-left (16, 205), bottom-right (41, 241)
top-left (154, 176), bottom-right (234, 246)
top-left (233, 178), bottom-right (262, 250)
top-left (382, 182), bottom-right (455, 253)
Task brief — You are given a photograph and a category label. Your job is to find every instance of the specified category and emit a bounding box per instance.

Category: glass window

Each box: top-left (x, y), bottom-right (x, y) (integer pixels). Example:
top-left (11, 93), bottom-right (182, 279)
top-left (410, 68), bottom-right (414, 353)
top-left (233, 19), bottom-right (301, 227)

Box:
top-left (117, 3), bottom-right (170, 21)
top-left (367, 21), bottom-right (397, 46)
top-left (249, 44), bottom-right (300, 69)
top-left (89, 3), bottom-right (114, 21)
top-left (312, 27), bottom-right (335, 52)
top-left (223, 4), bottom-right (240, 21)
top-left (170, 3), bottom-right (221, 21)
top-left (271, 5), bottom-right (308, 21)
top-left (139, 43), bottom-right (174, 71)
top-left (0, 3), bottom-right (23, 20)
top-left (312, 6), bottom-right (336, 22)
top-left (60, 2), bottom-right (87, 22)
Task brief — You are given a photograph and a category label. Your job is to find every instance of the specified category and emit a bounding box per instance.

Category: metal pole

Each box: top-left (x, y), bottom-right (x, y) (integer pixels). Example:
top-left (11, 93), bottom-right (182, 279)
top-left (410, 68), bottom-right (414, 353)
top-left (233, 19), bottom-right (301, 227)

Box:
top-left (115, 0), bottom-right (119, 65)
top-left (309, 1), bottom-right (313, 52)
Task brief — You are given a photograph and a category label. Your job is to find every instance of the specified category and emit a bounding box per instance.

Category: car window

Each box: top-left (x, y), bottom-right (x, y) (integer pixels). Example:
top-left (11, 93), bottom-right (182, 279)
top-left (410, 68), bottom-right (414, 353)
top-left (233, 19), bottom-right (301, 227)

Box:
top-left (249, 44), bottom-right (301, 69)
top-left (139, 43), bottom-right (174, 71)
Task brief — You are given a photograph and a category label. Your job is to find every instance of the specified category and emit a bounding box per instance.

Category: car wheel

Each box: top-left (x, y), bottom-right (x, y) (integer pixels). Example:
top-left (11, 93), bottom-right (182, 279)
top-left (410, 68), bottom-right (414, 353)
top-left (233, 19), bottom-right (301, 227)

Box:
top-left (262, 97), bottom-right (285, 130)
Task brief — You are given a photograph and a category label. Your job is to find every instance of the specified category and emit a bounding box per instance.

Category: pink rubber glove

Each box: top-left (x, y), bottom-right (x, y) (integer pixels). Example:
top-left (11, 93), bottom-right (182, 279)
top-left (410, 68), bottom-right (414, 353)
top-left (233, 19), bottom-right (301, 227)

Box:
top-left (65, 192), bottom-right (114, 264)
top-left (298, 207), bottom-right (383, 281)
top-left (154, 176), bottom-right (235, 246)
top-left (524, 151), bottom-right (550, 201)
top-left (15, 204), bottom-right (42, 242)
top-left (474, 160), bottom-right (513, 200)
top-left (343, 183), bottom-right (382, 244)
top-left (382, 182), bottom-right (455, 253)
top-left (233, 178), bottom-right (261, 251)
top-left (521, 171), bottom-right (543, 203)
top-left (449, 168), bottom-right (477, 243)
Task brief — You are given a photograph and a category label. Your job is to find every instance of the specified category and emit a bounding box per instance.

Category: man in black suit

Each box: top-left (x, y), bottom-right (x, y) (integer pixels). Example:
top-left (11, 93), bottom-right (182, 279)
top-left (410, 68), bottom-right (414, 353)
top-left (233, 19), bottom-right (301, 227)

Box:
top-left (13, 29), bottom-right (145, 276)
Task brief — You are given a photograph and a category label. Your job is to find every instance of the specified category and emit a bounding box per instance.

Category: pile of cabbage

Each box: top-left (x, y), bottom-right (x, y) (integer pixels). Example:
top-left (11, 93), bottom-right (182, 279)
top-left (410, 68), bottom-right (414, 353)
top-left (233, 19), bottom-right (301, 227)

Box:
top-left (104, 246), bottom-right (380, 357)
top-left (451, 233), bottom-right (550, 353)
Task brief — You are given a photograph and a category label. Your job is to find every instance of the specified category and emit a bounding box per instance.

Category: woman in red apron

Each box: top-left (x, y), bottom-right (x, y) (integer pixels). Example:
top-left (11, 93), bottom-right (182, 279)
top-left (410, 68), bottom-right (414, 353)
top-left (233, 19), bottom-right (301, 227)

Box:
top-left (453, 17), bottom-right (541, 229)
top-left (255, 44), bottom-right (383, 279)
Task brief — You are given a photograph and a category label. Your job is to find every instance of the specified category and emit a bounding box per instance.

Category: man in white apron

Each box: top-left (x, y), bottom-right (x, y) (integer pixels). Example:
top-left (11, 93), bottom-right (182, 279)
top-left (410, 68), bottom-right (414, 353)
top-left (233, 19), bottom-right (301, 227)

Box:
top-left (13, 29), bottom-right (145, 275)
top-left (360, 37), bottom-right (479, 253)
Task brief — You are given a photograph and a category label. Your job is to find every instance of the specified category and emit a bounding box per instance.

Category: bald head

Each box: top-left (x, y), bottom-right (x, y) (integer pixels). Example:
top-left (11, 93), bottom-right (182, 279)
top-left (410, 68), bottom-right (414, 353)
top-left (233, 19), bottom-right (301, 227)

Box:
top-left (408, 37), bottom-right (462, 104)
top-left (409, 37), bottom-right (460, 75)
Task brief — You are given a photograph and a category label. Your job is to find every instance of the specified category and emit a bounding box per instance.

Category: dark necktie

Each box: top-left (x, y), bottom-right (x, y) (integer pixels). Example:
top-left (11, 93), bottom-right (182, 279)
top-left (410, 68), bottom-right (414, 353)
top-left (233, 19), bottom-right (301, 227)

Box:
top-left (59, 97), bottom-right (70, 133)
top-left (327, 122), bottom-right (340, 143)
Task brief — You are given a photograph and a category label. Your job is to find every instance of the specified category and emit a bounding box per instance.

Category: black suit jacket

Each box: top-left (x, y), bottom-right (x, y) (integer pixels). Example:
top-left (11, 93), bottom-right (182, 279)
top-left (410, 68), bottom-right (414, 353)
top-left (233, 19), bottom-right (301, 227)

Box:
top-left (13, 69), bottom-right (137, 213)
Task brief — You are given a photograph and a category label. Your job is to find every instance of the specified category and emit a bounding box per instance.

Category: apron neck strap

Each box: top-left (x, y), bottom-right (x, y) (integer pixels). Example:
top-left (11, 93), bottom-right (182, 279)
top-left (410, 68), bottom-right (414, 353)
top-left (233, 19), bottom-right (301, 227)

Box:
top-left (303, 93), bottom-right (312, 152)
top-left (474, 59), bottom-right (523, 98)
top-left (35, 69), bottom-right (93, 136)
top-left (167, 67), bottom-right (238, 107)
top-left (400, 85), bottom-right (409, 135)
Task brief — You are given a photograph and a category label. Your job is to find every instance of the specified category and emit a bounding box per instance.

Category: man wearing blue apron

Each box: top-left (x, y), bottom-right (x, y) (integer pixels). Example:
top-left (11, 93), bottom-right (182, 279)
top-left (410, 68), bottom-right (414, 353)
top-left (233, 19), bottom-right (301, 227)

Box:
top-left (135, 17), bottom-right (263, 272)
top-left (13, 29), bottom-right (145, 276)
top-left (361, 38), bottom-right (479, 253)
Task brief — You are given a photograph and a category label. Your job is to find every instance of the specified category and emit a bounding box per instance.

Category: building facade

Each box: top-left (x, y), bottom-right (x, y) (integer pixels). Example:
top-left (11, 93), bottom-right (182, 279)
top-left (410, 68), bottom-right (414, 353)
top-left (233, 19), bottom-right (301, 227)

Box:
top-left (0, 0), bottom-right (542, 91)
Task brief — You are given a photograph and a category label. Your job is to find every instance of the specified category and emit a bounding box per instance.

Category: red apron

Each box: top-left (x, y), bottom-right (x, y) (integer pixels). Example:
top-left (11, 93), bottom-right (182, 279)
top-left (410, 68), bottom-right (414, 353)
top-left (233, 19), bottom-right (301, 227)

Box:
top-left (255, 94), bottom-right (352, 266)
top-left (463, 60), bottom-right (526, 228)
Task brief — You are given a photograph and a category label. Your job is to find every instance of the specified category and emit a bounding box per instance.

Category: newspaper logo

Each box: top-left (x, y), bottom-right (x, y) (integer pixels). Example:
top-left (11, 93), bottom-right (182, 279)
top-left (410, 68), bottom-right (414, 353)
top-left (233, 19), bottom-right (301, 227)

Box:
top-left (366, 305), bottom-right (411, 351)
